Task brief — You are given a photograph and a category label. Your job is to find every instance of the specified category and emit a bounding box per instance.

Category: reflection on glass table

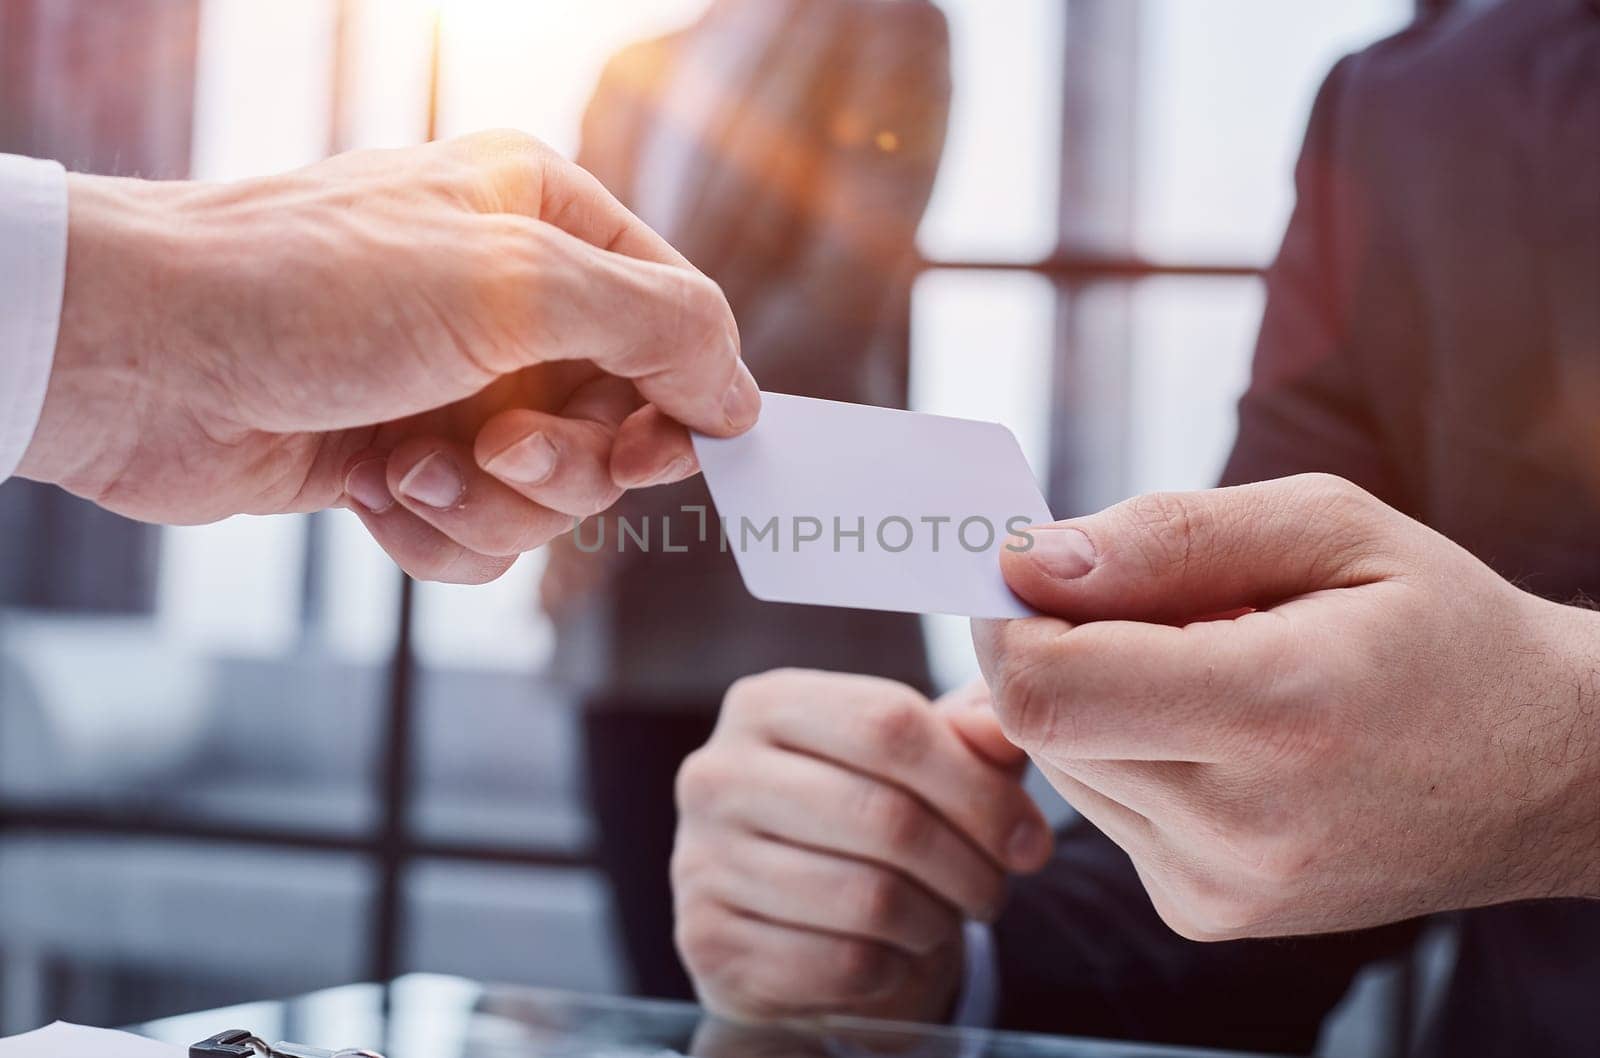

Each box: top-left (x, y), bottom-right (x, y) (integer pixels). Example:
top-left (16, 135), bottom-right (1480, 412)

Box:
top-left (136, 974), bottom-right (1281, 1058)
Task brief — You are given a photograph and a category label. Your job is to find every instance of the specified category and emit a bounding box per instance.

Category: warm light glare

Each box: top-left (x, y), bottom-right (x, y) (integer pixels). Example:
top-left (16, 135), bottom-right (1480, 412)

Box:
top-left (429, 0), bottom-right (711, 156)
top-left (435, 0), bottom-right (542, 38)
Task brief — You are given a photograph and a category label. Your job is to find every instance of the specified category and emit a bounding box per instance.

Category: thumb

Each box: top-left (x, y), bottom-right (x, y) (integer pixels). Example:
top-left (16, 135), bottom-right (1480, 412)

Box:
top-left (1000, 473), bottom-right (1406, 625)
top-left (936, 681), bottom-right (1030, 773)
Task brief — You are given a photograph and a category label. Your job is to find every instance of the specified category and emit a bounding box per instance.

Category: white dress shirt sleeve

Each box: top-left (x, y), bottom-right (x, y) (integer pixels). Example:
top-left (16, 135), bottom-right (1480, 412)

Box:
top-left (951, 919), bottom-right (999, 1028)
top-left (0, 153), bottom-right (69, 483)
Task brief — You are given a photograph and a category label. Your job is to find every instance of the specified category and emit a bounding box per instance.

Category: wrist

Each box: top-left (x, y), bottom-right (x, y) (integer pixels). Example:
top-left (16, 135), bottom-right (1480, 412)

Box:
top-left (17, 172), bottom-right (182, 492)
top-left (1517, 595), bottom-right (1600, 901)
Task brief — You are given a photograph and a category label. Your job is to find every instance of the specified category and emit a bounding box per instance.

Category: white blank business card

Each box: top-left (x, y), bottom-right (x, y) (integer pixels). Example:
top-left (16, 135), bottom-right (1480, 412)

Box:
top-left (693, 393), bottom-right (1052, 618)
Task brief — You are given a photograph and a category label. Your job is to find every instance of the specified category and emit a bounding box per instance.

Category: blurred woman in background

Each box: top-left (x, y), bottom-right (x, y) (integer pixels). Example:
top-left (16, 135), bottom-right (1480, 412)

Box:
top-left (544, 0), bottom-right (952, 998)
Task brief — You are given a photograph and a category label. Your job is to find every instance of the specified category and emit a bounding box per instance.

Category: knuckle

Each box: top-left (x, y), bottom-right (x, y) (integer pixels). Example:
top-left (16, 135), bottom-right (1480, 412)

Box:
top-left (989, 647), bottom-right (1060, 752)
top-left (1278, 697), bottom-right (1340, 766)
top-left (397, 542), bottom-right (509, 586)
top-left (674, 749), bottom-right (731, 815)
top-left (487, 216), bottom-right (556, 287)
top-left (464, 219), bottom-right (556, 364)
top-left (674, 907), bottom-right (740, 982)
top-left (482, 516), bottom-right (558, 559)
top-left (1283, 473), bottom-right (1391, 574)
top-left (662, 269), bottom-right (735, 360)
top-left (846, 868), bottom-right (907, 932)
top-left (857, 692), bottom-right (931, 767)
top-left (668, 836), bottom-right (711, 894)
top-left (828, 937), bottom-right (896, 995)
top-left (465, 127), bottom-right (550, 163)
top-left (1219, 805), bottom-right (1319, 893)
top-left (1120, 490), bottom-right (1209, 577)
top-left (858, 783), bottom-right (931, 856)
top-left (1153, 903), bottom-right (1226, 944)
top-left (1160, 870), bottom-right (1272, 942)
top-left (1238, 671), bottom-right (1340, 770)
top-left (573, 483), bottom-right (626, 519)
top-left (1247, 835), bottom-right (1317, 891)
top-left (722, 669), bottom-right (788, 718)
top-left (721, 675), bottom-right (758, 713)
top-left (1152, 883), bottom-right (1236, 943)
top-left (1288, 472), bottom-right (1368, 513)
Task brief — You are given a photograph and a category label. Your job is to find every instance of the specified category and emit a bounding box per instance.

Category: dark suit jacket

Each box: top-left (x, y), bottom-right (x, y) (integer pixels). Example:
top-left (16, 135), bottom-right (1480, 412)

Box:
top-left (549, 0), bottom-right (950, 701)
top-left (994, 2), bottom-right (1600, 1054)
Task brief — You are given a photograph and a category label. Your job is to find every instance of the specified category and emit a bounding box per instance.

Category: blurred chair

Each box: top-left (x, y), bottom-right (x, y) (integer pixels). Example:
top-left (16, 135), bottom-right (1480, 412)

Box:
top-left (543, 0), bottom-right (952, 998)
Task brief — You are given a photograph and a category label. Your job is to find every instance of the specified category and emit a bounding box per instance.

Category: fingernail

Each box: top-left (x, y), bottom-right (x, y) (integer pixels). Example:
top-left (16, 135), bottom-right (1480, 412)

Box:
top-left (722, 363), bottom-right (761, 431)
top-left (1006, 819), bottom-right (1046, 868)
top-left (397, 452), bottom-right (465, 510)
top-left (345, 457), bottom-right (394, 514)
top-left (485, 432), bottom-right (557, 485)
top-left (1027, 527), bottom-right (1097, 579)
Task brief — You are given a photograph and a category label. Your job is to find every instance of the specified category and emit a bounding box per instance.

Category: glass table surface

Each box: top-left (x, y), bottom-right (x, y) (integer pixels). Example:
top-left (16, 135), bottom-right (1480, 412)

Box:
top-left (134, 974), bottom-right (1280, 1058)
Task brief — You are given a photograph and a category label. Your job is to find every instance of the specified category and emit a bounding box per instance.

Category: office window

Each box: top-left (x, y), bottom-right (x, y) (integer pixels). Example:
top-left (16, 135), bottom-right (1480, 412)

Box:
top-left (919, 0), bottom-right (1065, 262)
top-left (1126, 278), bottom-right (1264, 495)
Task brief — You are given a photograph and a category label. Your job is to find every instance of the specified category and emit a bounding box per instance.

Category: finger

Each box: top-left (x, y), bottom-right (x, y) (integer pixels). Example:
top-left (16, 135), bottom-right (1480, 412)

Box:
top-left (1000, 473), bottom-right (1408, 625)
top-left (341, 454), bottom-right (516, 584)
top-left (455, 131), bottom-right (759, 438)
top-left (384, 437), bottom-right (571, 557)
top-left (460, 129), bottom-right (691, 268)
top-left (475, 408), bottom-right (624, 516)
top-left (973, 614), bottom-right (1287, 762)
top-left (475, 376), bottom-right (639, 516)
top-left (487, 221), bottom-right (759, 438)
top-left (691, 829), bottom-right (960, 957)
top-left (676, 904), bottom-right (910, 1021)
top-left (934, 681), bottom-right (1030, 773)
top-left (1060, 758), bottom-right (1219, 848)
top-left (611, 404), bottom-right (700, 488)
top-left (736, 671), bottom-right (1052, 873)
top-left (1030, 756), bottom-right (1153, 854)
top-left (686, 746), bottom-right (1007, 921)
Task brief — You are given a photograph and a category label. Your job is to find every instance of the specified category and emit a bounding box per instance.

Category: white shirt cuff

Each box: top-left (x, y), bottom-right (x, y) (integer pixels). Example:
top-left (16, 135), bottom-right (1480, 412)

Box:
top-left (0, 153), bottom-right (69, 482)
top-left (950, 919), bottom-right (999, 1028)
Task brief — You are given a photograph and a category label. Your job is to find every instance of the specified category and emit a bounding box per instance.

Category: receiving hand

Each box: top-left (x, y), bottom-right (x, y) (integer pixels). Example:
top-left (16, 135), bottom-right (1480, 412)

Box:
top-left (672, 670), bottom-right (1053, 1022)
top-left (976, 473), bottom-right (1600, 942)
top-left (18, 131), bottom-right (756, 583)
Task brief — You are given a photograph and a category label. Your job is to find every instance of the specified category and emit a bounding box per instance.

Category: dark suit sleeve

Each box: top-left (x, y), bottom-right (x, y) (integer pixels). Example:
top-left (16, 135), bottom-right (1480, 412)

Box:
top-left (1221, 56), bottom-right (1411, 509)
top-left (993, 819), bottom-right (1419, 1055)
top-left (989, 60), bottom-right (1422, 1055)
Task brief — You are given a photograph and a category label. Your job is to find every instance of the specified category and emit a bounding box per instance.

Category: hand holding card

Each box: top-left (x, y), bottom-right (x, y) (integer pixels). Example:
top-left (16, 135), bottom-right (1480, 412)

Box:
top-left (693, 393), bottom-right (1051, 618)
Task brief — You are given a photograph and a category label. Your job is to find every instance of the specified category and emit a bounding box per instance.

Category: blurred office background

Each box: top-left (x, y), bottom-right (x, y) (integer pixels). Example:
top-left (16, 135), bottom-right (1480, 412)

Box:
top-left (0, 0), bottom-right (1478, 1053)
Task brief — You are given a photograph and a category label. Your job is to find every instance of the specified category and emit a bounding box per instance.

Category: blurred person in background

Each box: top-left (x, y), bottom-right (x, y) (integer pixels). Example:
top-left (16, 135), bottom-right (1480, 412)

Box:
top-left (672, 2), bottom-right (1600, 1055)
top-left (543, 0), bottom-right (951, 998)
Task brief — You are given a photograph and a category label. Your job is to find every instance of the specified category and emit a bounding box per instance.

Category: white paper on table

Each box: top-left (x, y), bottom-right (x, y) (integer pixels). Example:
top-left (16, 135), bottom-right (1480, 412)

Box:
top-left (693, 393), bottom-right (1053, 619)
top-left (0, 1022), bottom-right (184, 1058)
